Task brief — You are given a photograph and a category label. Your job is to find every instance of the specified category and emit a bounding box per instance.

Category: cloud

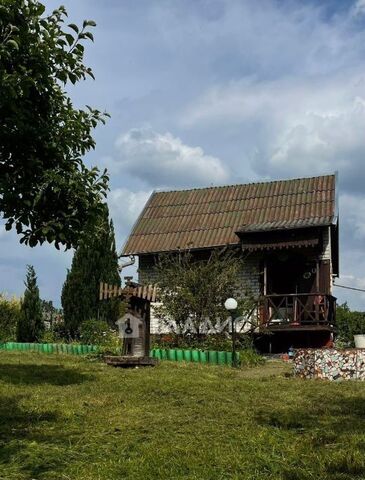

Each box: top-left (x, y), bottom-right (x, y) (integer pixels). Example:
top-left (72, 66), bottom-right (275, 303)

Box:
top-left (351, 0), bottom-right (365, 17)
top-left (263, 94), bottom-right (365, 191)
top-left (181, 73), bottom-right (365, 193)
top-left (339, 193), bottom-right (365, 241)
top-left (107, 187), bottom-right (153, 282)
top-left (108, 188), bottom-right (152, 240)
top-left (109, 128), bottom-right (229, 188)
top-left (181, 74), bottom-right (358, 127)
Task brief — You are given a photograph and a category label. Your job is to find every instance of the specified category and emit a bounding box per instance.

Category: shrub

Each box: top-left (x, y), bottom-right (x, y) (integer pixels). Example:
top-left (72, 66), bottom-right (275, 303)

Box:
top-left (151, 332), bottom-right (257, 352)
top-left (238, 349), bottom-right (266, 367)
top-left (336, 302), bottom-right (365, 347)
top-left (0, 294), bottom-right (21, 342)
top-left (79, 319), bottom-right (120, 347)
top-left (154, 249), bottom-right (257, 338)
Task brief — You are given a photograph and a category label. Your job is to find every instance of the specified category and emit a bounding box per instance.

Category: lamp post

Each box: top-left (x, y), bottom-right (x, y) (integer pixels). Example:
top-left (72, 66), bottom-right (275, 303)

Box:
top-left (224, 297), bottom-right (238, 368)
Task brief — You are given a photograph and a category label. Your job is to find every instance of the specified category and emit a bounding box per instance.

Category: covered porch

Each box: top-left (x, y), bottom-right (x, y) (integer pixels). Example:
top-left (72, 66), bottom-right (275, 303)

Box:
top-left (238, 226), bottom-right (337, 350)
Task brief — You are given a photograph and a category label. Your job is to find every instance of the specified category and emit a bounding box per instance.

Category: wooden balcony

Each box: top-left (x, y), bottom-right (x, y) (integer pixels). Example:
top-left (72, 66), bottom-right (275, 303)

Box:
top-left (258, 293), bottom-right (336, 331)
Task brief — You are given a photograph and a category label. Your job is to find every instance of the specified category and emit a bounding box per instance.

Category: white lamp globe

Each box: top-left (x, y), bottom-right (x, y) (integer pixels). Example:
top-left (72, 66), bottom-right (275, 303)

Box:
top-left (224, 298), bottom-right (238, 311)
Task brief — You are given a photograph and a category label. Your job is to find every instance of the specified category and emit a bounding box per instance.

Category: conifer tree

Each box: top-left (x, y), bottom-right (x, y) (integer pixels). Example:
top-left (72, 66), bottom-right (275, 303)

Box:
top-left (61, 204), bottom-right (121, 336)
top-left (17, 265), bottom-right (44, 342)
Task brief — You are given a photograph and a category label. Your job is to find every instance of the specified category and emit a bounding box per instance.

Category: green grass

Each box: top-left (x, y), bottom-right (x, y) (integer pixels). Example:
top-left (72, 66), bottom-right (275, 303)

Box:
top-left (1, 352), bottom-right (365, 480)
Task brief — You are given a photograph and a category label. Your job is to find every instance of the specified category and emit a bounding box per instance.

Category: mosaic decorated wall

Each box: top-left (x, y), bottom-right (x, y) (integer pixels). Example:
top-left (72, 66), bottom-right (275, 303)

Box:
top-left (294, 348), bottom-right (365, 381)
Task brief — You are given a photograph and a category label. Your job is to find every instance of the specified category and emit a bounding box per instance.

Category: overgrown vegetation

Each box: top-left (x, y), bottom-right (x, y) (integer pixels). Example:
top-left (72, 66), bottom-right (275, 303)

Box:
top-left (1, 351), bottom-right (365, 480)
top-left (154, 249), bottom-right (256, 345)
top-left (0, 0), bottom-right (109, 248)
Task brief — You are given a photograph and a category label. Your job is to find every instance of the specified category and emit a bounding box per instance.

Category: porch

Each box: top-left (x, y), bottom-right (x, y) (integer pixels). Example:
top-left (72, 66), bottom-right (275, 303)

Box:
top-left (258, 293), bottom-right (336, 331)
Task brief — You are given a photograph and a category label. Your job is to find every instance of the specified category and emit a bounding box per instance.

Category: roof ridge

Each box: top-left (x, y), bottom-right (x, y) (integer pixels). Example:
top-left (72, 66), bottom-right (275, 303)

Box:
top-left (149, 194), bottom-right (334, 209)
top-left (153, 173), bottom-right (336, 195)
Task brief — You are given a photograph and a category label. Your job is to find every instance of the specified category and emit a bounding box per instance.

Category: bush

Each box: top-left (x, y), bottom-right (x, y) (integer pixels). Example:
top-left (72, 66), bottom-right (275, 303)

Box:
top-left (238, 349), bottom-right (266, 367)
top-left (151, 332), bottom-right (256, 352)
top-left (336, 303), bottom-right (365, 347)
top-left (0, 294), bottom-right (21, 342)
top-left (51, 322), bottom-right (70, 342)
top-left (79, 319), bottom-right (120, 347)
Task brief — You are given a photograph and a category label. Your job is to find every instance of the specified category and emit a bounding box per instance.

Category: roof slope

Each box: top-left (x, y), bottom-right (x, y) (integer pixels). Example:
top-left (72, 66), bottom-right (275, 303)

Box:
top-left (122, 174), bottom-right (336, 255)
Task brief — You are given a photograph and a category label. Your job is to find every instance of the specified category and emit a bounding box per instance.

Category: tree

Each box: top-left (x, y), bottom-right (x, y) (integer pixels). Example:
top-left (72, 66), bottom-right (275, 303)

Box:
top-left (0, 1), bottom-right (109, 249)
top-left (17, 265), bottom-right (44, 341)
top-left (336, 302), bottom-right (365, 346)
top-left (154, 249), bottom-right (255, 342)
top-left (61, 205), bottom-right (121, 337)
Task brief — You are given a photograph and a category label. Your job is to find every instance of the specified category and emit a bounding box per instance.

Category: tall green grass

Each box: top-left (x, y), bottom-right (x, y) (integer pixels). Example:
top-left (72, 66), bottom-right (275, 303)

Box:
top-left (1, 351), bottom-right (365, 480)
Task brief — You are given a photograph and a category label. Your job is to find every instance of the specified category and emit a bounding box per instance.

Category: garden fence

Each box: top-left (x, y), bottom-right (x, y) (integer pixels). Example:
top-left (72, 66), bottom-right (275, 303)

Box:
top-left (0, 343), bottom-right (238, 365)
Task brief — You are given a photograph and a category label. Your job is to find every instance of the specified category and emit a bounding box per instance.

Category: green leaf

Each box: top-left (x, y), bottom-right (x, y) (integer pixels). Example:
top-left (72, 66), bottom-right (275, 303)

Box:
top-left (84, 32), bottom-right (94, 42)
top-left (36, 4), bottom-right (46, 15)
top-left (6, 39), bottom-right (19, 50)
top-left (83, 20), bottom-right (96, 27)
top-left (5, 219), bottom-right (13, 231)
top-left (68, 23), bottom-right (79, 34)
top-left (56, 70), bottom-right (67, 82)
top-left (69, 72), bottom-right (77, 84)
top-left (65, 33), bottom-right (74, 46)
top-left (29, 237), bottom-right (37, 247)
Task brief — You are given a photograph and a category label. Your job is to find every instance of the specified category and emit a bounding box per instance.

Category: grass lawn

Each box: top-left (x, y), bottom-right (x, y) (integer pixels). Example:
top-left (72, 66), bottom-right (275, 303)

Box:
top-left (1, 353), bottom-right (365, 480)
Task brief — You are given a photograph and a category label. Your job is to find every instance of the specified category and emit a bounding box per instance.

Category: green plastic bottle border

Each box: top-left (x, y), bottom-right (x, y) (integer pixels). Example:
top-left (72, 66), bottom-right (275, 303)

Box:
top-left (0, 342), bottom-right (98, 355)
top-left (149, 348), bottom-right (239, 366)
top-left (0, 343), bottom-right (239, 365)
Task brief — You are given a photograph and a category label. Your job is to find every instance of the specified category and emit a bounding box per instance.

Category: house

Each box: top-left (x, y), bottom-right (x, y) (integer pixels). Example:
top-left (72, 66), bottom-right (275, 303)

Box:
top-left (121, 174), bottom-right (339, 352)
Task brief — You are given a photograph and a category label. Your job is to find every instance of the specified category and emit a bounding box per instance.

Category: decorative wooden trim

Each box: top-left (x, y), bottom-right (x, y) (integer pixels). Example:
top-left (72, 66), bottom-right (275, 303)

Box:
top-left (99, 282), bottom-right (159, 302)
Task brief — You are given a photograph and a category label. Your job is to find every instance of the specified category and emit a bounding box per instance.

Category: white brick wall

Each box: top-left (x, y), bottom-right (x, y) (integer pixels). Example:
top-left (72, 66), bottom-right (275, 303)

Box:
top-left (235, 253), bottom-right (261, 299)
top-left (320, 226), bottom-right (332, 261)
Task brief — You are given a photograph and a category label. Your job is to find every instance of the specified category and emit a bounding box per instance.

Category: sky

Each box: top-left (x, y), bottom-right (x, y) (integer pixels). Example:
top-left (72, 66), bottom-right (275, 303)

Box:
top-left (2, 0), bottom-right (365, 309)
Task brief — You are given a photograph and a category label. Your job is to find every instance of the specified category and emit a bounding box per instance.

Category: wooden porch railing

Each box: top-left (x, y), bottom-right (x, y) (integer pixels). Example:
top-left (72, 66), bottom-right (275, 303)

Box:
top-left (259, 293), bottom-right (336, 328)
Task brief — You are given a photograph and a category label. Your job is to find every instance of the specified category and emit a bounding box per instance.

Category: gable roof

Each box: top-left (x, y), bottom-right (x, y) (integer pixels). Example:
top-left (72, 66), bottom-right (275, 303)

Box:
top-left (122, 174), bottom-right (337, 255)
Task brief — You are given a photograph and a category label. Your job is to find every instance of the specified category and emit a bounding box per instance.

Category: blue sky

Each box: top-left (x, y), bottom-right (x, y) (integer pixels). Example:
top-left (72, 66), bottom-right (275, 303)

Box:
top-left (2, 0), bottom-right (365, 308)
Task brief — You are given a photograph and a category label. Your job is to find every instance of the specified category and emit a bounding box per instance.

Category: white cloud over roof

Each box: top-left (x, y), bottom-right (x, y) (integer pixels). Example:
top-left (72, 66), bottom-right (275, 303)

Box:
top-left (110, 127), bottom-right (229, 188)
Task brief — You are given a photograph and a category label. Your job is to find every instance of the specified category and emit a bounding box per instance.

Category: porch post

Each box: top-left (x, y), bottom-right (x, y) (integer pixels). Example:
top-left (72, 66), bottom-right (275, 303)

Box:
top-left (316, 260), bottom-right (320, 291)
top-left (315, 260), bottom-right (320, 322)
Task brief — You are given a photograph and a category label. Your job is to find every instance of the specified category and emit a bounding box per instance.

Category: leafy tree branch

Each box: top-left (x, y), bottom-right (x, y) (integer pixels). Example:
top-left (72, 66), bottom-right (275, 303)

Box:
top-left (0, 0), bottom-right (109, 248)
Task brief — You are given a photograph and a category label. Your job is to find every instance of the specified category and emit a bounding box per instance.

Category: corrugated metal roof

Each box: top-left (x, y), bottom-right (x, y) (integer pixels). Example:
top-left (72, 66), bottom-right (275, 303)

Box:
top-left (122, 174), bottom-right (336, 255)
